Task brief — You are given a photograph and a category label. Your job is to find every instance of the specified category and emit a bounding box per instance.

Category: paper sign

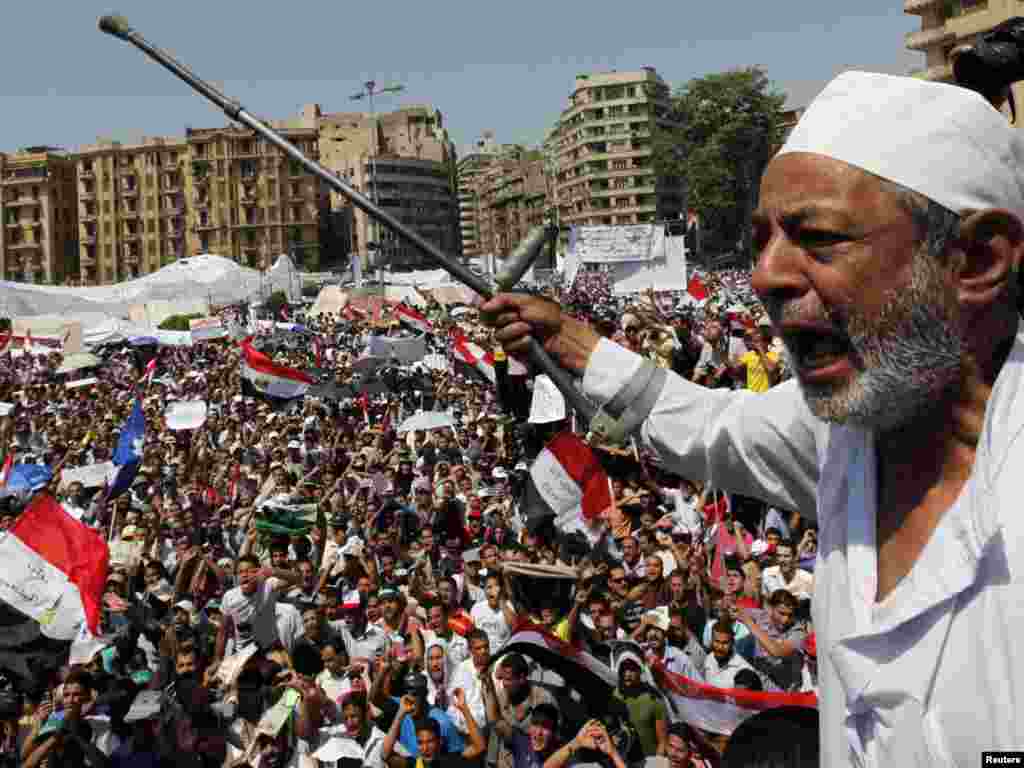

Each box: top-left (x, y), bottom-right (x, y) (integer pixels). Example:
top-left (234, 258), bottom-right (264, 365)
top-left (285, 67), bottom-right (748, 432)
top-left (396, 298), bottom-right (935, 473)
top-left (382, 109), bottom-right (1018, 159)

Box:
top-left (189, 317), bottom-right (226, 342)
top-left (165, 400), bottom-right (208, 431)
top-left (61, 462), bottom-right (117, 489)
top-left (109, 540), bottom-right (146, 571)
top-left (66, 378), bottom-right (98, 390)
top-left (528, 375), bottom-right (567, 424)
top-left (0, 403), bottom-right (13, 417)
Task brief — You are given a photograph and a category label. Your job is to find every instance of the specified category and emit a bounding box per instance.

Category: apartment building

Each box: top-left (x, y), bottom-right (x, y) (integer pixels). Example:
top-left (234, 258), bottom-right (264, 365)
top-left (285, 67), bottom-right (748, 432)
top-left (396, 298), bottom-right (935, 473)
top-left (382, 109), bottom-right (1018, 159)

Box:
top-left (290, 103), bottom-right (459, 269)
top-left (905, 0), bottom-right (1024, 109)
top-left (548, 68), bottom-right (685, 248)
top-left (184, 126), bottom-right (324, 270)
top-left (75, 137), bottom-right (188, 285)
top-left (475, 153), bottom-right (550, 260)
top-left (455, 132), bottom-right (526, 262)
top-left (0, 149), bottom-right (78, 285)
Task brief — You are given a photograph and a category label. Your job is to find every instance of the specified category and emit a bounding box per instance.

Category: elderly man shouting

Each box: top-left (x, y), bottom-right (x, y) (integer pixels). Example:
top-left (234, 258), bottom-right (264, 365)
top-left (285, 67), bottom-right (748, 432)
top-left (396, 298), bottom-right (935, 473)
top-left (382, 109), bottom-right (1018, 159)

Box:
top-left (483, 71), bottom-right (1024, 766)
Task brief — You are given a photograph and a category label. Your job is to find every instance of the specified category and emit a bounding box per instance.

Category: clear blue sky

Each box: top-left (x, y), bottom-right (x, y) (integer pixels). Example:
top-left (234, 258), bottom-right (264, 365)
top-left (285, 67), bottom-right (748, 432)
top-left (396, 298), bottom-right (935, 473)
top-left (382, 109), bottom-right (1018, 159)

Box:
top-left (3, 1), bottom-right (921, 157)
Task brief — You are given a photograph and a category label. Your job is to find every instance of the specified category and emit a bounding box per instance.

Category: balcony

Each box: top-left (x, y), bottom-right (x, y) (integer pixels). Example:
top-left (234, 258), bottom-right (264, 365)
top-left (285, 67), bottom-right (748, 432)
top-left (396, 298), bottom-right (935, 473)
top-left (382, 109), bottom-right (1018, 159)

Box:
top-left (163, 205), bottom-right (184, 216)
top-left (195, 220), bottom-right (218, 231)
top-left (80, 253), bottom-right (96, 267)
top-left (8, 240), bottom-right (41, 250)
top-left (4, 197), bottom-right (39, 207)
top-left (80, 212), bottom-right (97, 223)
top-left (905, 25), bottom-right (955, 51)
top-left (3, 172), bottom-right (48, 185)
top-left (162, 184), bottom-right (182, 194)
top-left (79, 169), bottom-right (95, 179)
top-left (80, 189), bottom-right (96, 200)
top-left (81, 234), bottom-right (96, 245)
top-left (123, 232), bottom-right (140, 242)
top-left (121, 209), bottom-right (140, 219)
top-left (121, 186), bottom-right (139, 198)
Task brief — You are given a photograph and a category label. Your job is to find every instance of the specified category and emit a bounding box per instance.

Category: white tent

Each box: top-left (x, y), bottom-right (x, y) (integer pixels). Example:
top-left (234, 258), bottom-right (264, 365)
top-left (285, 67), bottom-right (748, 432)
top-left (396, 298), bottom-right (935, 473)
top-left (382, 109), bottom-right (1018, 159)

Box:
top-left (0, 254), bottom-right (300, 319)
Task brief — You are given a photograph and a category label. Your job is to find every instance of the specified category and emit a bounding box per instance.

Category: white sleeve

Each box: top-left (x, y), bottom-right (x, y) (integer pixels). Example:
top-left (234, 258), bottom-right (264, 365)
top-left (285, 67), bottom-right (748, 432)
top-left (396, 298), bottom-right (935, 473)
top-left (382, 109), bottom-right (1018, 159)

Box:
top-left (582, 339), bottom-right (821, 518)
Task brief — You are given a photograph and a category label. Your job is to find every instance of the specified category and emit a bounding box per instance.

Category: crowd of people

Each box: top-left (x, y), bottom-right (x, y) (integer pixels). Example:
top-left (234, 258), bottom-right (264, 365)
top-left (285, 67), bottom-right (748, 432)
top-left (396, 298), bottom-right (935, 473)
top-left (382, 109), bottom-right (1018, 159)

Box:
top-left (0, 267), bottom-right (820, 768)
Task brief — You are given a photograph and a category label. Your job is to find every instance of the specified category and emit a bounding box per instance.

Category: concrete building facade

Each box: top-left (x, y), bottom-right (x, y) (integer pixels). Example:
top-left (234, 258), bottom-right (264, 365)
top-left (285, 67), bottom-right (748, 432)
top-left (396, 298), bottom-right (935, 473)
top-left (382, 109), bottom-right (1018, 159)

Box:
top-left (288, 103), bottom-right (459, 269)
top-left (75, 137), bottom-right (188, 284)
top-left (475, 153), bottom-right (550, 260)
top-left (905, 0), bottom-right (1024, 110)
top-left (184, 125), bottom-right (324, 270)
top-left (0, 149), bottom-right (78, 285)
top-left (548, 68), bottom-right (685, 247)
top-left (455, 132), bottom-right (526, 263)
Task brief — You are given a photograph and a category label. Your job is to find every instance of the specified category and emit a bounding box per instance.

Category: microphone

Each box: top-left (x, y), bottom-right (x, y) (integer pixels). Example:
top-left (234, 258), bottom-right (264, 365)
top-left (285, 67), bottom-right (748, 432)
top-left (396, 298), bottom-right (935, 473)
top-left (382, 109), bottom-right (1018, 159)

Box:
top-left (98, 14), bottom-right (133, 39)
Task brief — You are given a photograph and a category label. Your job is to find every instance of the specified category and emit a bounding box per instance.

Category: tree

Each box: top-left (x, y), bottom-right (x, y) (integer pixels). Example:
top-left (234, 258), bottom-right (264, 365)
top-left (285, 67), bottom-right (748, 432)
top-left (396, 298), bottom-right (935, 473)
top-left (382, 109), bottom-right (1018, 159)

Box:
top-left (652, 67), bottom-right (786, 262)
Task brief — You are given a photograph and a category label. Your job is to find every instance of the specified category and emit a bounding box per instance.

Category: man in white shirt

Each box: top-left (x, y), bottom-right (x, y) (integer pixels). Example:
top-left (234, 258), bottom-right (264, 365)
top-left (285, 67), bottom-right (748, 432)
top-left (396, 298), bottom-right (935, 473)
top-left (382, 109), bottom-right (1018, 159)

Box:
top-left (760, 540), bottom-right (813, 601)
top-left (702, 622), bottom-right (755, 689)
top-left (446, 629), bottom-right (497, 734)
top-left (483, 69), bottom-right (1024, 766)
top-left (469, 572), bottom-right (511, 653)
top-left (218, 553), bottom-right (300, 656)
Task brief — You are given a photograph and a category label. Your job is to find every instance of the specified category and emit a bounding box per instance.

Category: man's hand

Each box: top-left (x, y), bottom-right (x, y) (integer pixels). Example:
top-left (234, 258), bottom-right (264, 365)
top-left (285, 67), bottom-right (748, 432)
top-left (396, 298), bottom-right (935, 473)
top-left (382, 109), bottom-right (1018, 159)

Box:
top-left (399, 695), bottom-right (417, 716)
top-left (479, 293), bottom-right (601, 374)
top-left (453, 688), bottom-right (468, 711)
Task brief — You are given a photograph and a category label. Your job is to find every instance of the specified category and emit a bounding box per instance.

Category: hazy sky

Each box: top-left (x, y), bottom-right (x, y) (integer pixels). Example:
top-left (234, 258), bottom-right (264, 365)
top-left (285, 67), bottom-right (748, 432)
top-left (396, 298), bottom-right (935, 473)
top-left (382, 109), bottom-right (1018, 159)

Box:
top-left (2, 1), bottom-right (922, 157)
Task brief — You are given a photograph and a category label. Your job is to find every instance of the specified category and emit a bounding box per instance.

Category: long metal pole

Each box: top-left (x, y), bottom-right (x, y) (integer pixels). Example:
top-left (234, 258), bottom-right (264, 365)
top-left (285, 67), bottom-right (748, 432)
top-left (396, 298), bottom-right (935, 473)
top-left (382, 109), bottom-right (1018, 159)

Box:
top-left (97, 15), bottom-right (597, 424)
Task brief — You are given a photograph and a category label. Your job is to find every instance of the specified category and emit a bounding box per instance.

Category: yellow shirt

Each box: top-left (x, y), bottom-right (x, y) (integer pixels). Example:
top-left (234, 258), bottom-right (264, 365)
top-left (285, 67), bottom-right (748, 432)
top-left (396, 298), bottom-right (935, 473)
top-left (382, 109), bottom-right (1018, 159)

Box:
top-left (739, 350), bottom-right (779, 393)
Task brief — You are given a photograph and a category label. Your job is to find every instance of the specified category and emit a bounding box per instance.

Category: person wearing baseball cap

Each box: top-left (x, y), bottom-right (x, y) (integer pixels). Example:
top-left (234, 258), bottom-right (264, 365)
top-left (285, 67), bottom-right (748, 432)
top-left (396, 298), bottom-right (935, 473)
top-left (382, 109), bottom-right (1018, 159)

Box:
top-left (381, 671), bottom-right (485, 764)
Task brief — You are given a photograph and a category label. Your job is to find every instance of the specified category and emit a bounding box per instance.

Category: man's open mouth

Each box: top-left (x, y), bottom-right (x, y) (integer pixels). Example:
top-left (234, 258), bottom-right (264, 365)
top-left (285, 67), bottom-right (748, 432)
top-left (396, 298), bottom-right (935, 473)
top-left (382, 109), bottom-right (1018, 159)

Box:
top-left (785, 328), bottom-right (852, 371)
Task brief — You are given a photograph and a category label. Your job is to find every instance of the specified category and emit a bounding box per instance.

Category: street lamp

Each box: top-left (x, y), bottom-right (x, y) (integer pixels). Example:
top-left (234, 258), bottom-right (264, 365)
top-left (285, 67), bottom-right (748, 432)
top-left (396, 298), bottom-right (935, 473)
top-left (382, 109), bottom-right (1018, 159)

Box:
top-left (351, 80), bottom-right (404, 275)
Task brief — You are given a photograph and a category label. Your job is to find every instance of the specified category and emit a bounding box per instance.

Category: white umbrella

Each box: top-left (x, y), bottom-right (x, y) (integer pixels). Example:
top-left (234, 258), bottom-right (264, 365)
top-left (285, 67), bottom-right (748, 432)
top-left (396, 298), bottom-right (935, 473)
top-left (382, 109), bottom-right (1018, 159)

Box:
top-left (55, 352), bottom-right (101, 374)
top-left (397, 410), bottom-right (455, 434)
top-left (450, 306), bottom-right (474, 317)
top-left (421, 353), bottom-right (448, 372)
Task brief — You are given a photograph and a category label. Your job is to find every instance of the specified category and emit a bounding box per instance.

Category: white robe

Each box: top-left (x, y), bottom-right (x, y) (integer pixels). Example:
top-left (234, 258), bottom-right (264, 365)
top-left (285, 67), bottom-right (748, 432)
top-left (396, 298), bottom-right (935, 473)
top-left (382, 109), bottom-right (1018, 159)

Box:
top-left (582, 329), bottom-right (1024, 768)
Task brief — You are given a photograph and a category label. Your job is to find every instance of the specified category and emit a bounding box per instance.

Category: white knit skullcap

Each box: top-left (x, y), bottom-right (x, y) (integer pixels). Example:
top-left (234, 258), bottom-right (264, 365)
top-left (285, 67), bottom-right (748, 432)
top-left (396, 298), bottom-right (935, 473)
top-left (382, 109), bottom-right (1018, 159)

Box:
top-left (778, 71), bottom-right (1024, 216)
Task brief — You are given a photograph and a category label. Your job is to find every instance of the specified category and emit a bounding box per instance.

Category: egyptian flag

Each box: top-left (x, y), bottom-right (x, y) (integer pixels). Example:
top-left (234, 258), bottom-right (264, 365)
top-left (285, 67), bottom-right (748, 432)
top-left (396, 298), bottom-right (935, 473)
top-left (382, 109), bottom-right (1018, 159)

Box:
top-left (520, 431), bottom-right (612, 535)
top-left (450, 332), bottom-right (527, 385)
top-left (499, 622), bottom-right (617, 705)
top-left (652, 660), bottom-right (817, 736)
top-left (394, 304), bottom-right (432, 335)
top-left (240, 339), bottom-right (313, 400)
top-left (0, 331), bottom-right (10, 354)
top-left (0, 494), bottom-right (109, 681)
top-left (687, 275), bottom-right (708, 301)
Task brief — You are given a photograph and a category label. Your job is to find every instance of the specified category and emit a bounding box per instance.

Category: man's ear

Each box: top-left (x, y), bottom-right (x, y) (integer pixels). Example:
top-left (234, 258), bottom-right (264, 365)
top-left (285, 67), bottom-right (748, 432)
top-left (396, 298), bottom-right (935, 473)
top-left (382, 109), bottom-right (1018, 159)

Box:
top-left (955, 208), bottom-right (1024, 309)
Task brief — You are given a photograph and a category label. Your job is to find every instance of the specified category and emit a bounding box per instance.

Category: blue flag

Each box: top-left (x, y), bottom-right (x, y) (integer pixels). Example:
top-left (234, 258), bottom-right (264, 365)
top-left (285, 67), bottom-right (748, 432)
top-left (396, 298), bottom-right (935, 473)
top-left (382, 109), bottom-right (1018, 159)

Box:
top-left (109, 397), bottom-right (145, 500)
top-left (1, 464), bottom-right (53, 497)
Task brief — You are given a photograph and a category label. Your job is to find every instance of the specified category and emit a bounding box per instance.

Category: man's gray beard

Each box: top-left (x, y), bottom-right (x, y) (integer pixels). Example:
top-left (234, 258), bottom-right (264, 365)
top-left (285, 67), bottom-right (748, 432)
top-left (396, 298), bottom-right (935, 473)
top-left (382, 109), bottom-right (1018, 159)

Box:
top-left (785, 249), bottom-right (963, 432)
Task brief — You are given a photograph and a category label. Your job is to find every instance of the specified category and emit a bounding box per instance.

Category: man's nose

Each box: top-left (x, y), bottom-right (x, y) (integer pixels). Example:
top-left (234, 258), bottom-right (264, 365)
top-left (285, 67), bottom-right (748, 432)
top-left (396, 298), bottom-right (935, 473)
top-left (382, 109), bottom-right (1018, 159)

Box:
top-left (751, 229), bottom-right (809, 309)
